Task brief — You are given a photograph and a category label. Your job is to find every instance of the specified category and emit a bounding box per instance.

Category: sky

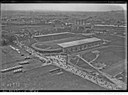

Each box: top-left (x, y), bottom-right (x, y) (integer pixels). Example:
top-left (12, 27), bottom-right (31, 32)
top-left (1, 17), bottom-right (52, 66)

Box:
top-left (1, 3), bottom-right (127, 12)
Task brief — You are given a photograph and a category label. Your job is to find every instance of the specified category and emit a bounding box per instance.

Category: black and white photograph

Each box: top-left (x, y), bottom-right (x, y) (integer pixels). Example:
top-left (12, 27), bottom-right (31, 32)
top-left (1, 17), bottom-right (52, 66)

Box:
top-left (0, 3), bottom-right (127, 91)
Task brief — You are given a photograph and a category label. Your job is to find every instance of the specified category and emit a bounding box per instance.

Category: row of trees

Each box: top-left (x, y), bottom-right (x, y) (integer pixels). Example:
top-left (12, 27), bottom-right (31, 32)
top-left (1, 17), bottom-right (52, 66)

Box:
top-left (1, 32), bottom-right (17, 46)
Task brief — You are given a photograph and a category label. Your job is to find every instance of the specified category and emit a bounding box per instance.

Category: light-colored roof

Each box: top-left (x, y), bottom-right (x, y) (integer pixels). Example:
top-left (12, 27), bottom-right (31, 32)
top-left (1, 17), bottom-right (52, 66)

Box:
top-left (58, 37), bottom-right (101, 48)
top-left (34, 32), bottom-right (72, 37)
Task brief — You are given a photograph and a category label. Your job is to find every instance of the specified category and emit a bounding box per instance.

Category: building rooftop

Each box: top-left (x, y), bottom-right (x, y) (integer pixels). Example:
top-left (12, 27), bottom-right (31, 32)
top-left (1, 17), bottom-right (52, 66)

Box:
top-left (34, 32), bottom-right (73, 37)
top-left (58, 37), bottom-right (101, 48)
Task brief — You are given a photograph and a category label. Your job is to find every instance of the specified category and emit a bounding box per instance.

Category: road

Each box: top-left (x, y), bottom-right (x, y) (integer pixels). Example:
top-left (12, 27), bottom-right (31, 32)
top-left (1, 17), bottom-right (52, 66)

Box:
top-left (89, 53), bottom-right (100, 63)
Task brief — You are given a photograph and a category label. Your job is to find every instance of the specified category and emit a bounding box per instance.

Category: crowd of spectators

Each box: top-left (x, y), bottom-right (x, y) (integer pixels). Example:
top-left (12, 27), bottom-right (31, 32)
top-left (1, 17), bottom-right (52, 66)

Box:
top-left (53, 57), bottom-right (121, 90)
top-left (50, 55), bottom-right (121, 90)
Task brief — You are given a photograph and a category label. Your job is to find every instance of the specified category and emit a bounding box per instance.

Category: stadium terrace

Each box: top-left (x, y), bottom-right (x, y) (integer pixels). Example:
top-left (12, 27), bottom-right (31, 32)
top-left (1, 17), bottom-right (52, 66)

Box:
top-left (32, 36), bottom-right (108, 55)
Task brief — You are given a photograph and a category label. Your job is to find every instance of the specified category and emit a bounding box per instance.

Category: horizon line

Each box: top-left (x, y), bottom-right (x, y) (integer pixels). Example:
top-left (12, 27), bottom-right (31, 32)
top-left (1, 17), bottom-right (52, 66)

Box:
top-left (1, 9), bottom-right (125, 12)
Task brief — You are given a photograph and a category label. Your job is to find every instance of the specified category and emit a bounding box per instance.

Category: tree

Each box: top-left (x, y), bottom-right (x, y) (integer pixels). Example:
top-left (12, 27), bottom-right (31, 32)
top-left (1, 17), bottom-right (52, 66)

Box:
top-left (78, 26), bottom-right (85, 33)
top-left (1, 33), bottom-right (17, 46)
top-left (116, 20), bottom-right (122, 27)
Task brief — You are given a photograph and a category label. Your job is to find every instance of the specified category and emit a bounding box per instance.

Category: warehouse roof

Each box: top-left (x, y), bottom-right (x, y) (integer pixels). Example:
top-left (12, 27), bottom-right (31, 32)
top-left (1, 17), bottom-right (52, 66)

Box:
top-left (34, 32), bottom-right (73, 37)
top-left (58, 37), bottom-right (101, 48)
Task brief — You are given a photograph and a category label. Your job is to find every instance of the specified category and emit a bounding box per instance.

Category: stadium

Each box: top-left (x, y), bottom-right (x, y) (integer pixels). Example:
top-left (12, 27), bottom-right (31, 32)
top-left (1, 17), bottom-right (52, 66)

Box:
top-left (32, 32), bottom-right (109, 55)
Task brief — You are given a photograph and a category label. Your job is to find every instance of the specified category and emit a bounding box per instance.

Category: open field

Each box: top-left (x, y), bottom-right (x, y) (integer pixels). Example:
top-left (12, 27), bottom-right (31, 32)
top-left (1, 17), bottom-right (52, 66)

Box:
top-left (81, 52), bottom-right (96, 62)
top-left (79, 34), bottom-right (126, 79)
top-left (94, 46), bottom-right (126, 76)
top-left (94, 34), bottom-right (126, 46)
top-left (101, 60), bottom-right (125, 76)
top-left (1, 45), bottom-right (32, 65)
top-left (1, 46), bottom-right (25, 65)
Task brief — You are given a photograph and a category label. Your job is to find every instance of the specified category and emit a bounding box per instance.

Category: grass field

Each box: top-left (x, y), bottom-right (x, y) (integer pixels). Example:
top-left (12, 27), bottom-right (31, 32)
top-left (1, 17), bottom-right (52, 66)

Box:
top-left (81, 34), bottom-right (126, 77)
top-left (81, 52), bottom-right (96, 62)
top-left (1, 46), bottom-right (25, 66)
top-left (94, 46), bottom-right (126, 76)
top-left (94, 34), bottom-right (126, 46)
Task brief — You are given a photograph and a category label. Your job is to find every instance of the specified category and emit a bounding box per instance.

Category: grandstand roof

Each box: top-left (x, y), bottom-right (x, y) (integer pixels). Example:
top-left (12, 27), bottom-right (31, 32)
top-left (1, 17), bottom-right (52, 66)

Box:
top-left (34, 32), bottom-right (73, 37)
top-left (58, 37), bottom-right (101, 48)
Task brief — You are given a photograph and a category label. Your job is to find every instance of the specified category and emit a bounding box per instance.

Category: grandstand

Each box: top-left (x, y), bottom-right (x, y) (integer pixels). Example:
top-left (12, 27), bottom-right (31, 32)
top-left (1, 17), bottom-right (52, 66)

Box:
top-left (58, 37), bottom-right (104, 54)
top-left (33, 32), bottom-right (79, 42)
top-left (31, 31), bottom-right (110, 55)
top-left (32, 36), bottom-right (106, 55)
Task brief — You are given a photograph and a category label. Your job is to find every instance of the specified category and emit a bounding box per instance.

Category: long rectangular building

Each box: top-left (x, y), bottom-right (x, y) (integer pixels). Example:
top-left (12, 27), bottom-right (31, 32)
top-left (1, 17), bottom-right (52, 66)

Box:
top-left (58, 37), bottom-right (101, 48)
top-left (58, 37), bottom-right (103, 54)
top-left (34, 32), bottom-right (76, 42)
top-left (34, 32), bottom-right (73, 37)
